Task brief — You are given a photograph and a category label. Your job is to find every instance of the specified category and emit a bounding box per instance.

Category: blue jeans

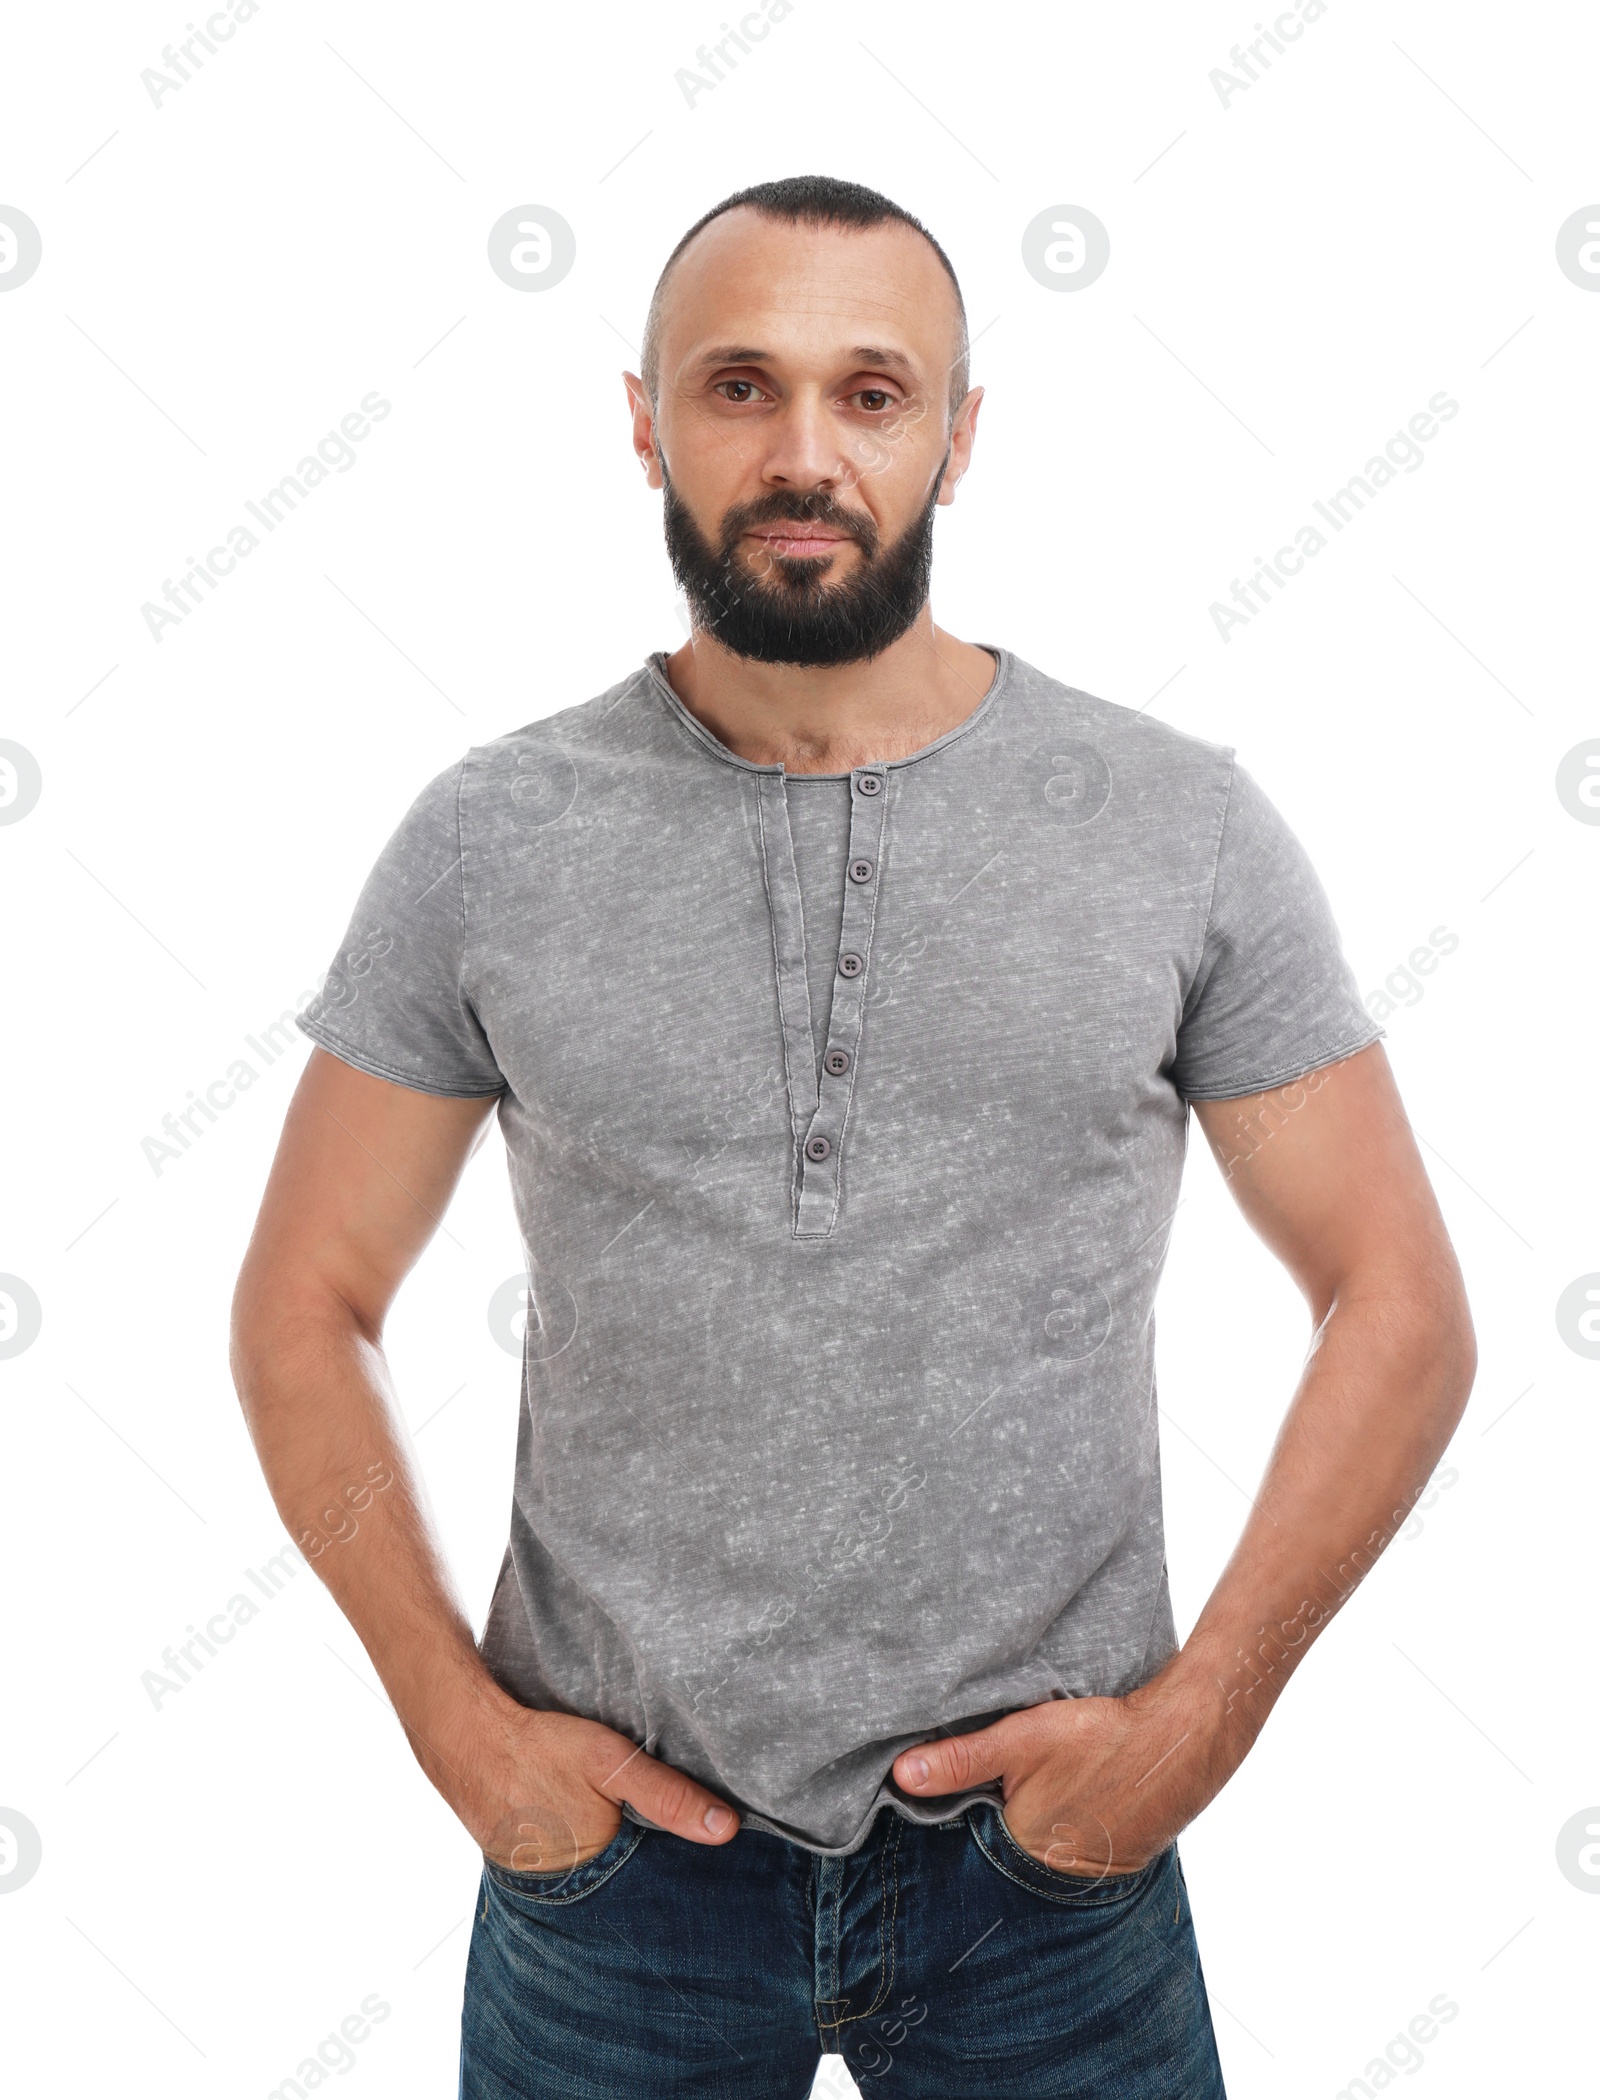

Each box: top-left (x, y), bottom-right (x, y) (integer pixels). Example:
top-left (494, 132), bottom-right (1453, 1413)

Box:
top-left (460, 1801), bottom-right (1227, 2097)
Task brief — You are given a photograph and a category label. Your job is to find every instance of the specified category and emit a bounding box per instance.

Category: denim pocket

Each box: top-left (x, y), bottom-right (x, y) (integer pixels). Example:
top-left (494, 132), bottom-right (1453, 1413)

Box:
top-left (969, 1802), bottom-right (1170, 1907)
top-left (482, 1815), bottom-right (645, 1907)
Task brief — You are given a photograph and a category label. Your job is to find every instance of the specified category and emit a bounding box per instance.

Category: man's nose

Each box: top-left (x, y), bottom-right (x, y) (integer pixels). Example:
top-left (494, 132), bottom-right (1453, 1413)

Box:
top-left (759, 390), bottom-right (848, 491)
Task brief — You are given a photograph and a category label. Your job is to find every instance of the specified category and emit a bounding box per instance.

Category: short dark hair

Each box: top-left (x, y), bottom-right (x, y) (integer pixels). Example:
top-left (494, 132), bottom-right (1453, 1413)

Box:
top-left (640, 174), bottom-right (969, 414)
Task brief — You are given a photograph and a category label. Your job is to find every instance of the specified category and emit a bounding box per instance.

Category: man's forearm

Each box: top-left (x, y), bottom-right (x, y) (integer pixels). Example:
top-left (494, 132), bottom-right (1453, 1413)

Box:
top-left (229, 1284), bottom-right (519, 1773)
top-left (1136, 1259), bottom-right (1477, 1772)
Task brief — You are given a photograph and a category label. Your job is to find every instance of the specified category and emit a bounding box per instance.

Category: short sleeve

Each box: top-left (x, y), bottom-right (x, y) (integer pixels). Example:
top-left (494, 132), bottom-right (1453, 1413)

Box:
top-left (295, 760), bottom-right (505, 1098)
top-left (1170, 758), bottom-right (1382, 1101)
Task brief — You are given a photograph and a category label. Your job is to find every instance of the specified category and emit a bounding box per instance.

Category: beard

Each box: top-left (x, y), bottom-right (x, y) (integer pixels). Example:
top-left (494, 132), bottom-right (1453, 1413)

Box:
top-left (662, 456), bottom-right (945, 668)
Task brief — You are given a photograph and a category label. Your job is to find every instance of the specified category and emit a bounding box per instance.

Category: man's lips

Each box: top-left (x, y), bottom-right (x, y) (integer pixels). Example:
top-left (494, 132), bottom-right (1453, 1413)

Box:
top-left (744, 524), bottom-right (856, 558)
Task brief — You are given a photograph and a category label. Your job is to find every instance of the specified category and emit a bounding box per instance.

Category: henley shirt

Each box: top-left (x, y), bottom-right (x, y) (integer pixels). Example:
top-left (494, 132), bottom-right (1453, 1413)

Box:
top-left (295, 646), bottom-right (1383, 1853)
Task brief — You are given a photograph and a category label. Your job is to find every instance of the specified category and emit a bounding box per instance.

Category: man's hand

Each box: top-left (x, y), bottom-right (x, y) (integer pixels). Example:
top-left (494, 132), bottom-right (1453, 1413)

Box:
top-left (422, 1695), bottom-right (739, 1873)
top-left (892, 1678), bottom-right (1222, 1878)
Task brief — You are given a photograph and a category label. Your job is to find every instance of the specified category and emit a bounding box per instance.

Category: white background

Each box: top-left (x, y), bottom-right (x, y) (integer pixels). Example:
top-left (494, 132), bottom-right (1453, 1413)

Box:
top-left (2, 1), bottom-right (1596, 2093)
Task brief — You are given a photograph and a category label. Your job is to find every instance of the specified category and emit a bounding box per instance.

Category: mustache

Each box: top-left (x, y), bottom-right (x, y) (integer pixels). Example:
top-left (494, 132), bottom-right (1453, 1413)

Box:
top-left (719, 490), bottom-right (880, 560)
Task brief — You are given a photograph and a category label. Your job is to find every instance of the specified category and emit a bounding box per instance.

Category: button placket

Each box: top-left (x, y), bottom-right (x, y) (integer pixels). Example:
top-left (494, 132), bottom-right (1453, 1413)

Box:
top-left (795, 767), bottom-right (888, 1238)
top-left (754, 774), bottom-right (821, 1193)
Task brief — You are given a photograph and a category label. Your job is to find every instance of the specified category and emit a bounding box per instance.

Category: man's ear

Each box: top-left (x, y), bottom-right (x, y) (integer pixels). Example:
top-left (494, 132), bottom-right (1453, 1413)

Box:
top-left (938, 386), bottom-right (984, 505)
top-left (624, 372), bottom-right (664, 489)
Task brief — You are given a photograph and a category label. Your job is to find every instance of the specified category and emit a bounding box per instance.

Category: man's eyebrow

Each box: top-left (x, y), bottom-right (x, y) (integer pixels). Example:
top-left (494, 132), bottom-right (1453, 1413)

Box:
top-left (687, 343), bottom-right (923, 382)
top-left (845, 345), bottom-right (919, 382)
top-left (691, 345), bottom-right (771, 371)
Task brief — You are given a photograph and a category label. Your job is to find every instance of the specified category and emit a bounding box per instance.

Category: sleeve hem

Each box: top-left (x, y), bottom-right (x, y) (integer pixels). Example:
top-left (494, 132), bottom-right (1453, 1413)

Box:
top-left (296, 1016), bottom-right (505, 1101)
top-left (1175, 1024), bottom-right (1385, 1103)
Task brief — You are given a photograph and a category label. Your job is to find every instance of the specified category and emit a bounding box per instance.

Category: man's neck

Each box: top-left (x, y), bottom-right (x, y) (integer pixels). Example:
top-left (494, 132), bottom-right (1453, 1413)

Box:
top-left (661, 611), bottom-right (998, 775)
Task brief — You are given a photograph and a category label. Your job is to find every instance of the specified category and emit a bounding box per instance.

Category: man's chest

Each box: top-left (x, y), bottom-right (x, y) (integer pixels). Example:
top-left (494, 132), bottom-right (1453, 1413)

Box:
top-left (466, 765), bottom-right (1206, 1185)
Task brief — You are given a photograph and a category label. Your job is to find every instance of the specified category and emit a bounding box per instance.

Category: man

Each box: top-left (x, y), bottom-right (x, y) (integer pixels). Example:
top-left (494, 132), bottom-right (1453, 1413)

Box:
top-left (231, 176), bottom-right (1475, 2097)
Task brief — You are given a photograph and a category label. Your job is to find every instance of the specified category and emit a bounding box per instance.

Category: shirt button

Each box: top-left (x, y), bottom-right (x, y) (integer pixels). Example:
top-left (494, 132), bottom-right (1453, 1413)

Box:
top-left (805, 1135), bottom-right (832, 1162)
top-left (856, 774), bottom-right (883, 797)
top-left (837, 951), bottom-right (864, 979)
top-left (848, 858), bottom-right (874, 884)
top-left (823, 1048), bottom-right (851, 1076)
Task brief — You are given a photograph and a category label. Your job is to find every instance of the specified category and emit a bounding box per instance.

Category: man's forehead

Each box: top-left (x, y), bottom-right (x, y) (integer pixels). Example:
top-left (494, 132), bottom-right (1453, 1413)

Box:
top-left (657, 211), bottom-right (960, 381)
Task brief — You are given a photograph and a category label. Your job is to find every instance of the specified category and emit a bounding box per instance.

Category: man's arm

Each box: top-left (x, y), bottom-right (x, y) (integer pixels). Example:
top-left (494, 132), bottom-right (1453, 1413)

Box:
top-left (230, 1046), bottom-right (740, 1869)
top-left (893, 1041), bottom-right (1476, 1871)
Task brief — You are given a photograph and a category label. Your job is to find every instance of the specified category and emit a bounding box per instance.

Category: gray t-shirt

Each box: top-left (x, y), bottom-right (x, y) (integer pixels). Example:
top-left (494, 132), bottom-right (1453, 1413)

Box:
top-left (296, 647), bottom-right (1382, 1853)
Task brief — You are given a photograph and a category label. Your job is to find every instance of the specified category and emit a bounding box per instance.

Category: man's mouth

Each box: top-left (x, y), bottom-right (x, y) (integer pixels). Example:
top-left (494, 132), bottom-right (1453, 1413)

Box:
top-left (744, 524), bottom-right (856, 560)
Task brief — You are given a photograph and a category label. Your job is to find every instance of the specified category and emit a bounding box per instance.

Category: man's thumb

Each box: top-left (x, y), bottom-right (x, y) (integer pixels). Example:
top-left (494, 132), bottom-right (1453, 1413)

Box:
top-left (602, 1745), bottom-right (739, 1844)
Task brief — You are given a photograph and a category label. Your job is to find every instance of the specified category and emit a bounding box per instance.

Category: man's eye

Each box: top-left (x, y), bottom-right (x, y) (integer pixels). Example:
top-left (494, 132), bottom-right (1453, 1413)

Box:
top-left (715, 380), bottom-right (761, 403)
top-left (854, 389), bottom-right (895, 412)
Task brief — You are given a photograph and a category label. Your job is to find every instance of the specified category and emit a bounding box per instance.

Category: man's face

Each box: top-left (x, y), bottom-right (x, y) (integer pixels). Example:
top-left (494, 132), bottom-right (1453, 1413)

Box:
top-left (629, 211), bottom-right (980, 666)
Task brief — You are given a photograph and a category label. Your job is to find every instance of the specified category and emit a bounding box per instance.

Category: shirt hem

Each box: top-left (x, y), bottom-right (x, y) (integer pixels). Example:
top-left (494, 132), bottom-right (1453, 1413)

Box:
top-left (621, 1784), bottom-right (1006, 1857)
